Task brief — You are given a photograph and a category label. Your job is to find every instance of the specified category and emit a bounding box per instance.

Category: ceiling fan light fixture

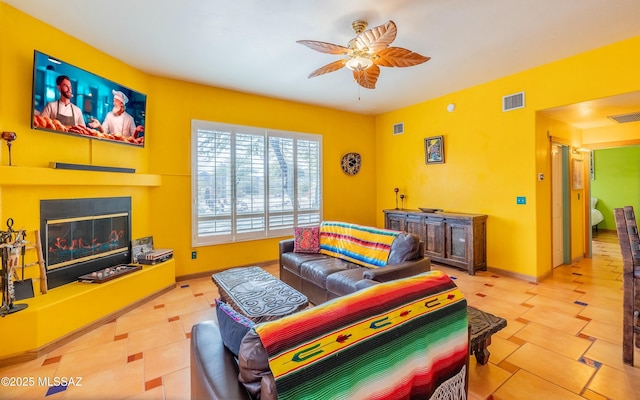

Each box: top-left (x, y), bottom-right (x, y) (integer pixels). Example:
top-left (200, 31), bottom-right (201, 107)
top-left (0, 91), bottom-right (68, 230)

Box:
top-left (345, 56), bottom-right (373, 71)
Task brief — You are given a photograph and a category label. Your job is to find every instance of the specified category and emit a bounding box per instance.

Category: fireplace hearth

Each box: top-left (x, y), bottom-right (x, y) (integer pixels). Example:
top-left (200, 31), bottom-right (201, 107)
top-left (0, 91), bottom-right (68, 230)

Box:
top-left (40, 197), bottom-right (131, 289)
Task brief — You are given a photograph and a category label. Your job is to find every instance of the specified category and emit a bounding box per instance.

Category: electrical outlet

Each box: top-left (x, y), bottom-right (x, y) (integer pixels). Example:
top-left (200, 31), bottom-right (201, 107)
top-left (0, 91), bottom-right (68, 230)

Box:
top-left (516, 196), bottom-right (526, 205)
top-left (191, 251), bottom-right (197, 259)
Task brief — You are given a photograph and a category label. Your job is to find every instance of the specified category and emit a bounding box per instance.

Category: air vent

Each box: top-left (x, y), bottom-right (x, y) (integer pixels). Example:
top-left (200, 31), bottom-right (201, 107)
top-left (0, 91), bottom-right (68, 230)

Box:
top-left (608, 112), bottom-right (640, 124)
top-left (393, 122), bottom-right (404, 135)
top-left (502, 92), bottom-right (525, 111)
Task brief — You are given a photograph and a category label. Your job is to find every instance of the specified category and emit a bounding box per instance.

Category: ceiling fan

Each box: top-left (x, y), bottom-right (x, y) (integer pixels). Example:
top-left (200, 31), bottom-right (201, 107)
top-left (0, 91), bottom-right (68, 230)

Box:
top-left (297, 20), bottom-right (430, 89)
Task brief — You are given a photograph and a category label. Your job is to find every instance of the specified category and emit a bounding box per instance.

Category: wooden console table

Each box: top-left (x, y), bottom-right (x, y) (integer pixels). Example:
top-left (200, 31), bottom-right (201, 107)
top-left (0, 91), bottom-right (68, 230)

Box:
top-left (384, 209), bottom-right (487, 275)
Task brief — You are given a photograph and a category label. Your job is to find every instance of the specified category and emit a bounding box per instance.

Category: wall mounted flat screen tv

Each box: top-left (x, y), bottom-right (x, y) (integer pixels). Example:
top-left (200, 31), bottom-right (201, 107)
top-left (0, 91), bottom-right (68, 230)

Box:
top-left (31, 50), bottom-right (146, 147)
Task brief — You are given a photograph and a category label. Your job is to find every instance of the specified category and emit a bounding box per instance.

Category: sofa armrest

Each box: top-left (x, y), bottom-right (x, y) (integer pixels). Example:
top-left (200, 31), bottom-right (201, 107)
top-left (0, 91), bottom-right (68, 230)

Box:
top-left (190, 320), bottom-right (251, 400)
top-left (355, 279), bottom-right (379, 291)
top-left (279, 239), bottom-right (294, 256)
top-left (363, 257), bottom-right (431, 282)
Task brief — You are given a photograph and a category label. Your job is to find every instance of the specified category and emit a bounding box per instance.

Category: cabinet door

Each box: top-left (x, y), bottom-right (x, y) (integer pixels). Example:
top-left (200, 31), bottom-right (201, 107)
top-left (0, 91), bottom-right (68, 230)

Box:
top-left (424, 217), bottom-right (445, 257)
top-left (385, 213), bottom-right (406, 231)
top-left (406, 215), bottom-right (426, 244)
top-left (445, 222), bottom-right (469, 264)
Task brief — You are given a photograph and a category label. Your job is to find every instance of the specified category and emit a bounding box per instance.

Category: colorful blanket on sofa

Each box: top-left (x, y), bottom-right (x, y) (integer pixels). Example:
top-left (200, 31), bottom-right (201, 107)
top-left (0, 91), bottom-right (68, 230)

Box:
top-left (254, 270), bottom-right (468, 400)
top-left (319, 221), bottom-right (400, 268)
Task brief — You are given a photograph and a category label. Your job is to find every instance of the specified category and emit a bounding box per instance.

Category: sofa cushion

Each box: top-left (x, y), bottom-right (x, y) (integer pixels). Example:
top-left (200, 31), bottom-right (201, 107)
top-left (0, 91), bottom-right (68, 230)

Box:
top-left (215, 298), bottom-right (255, 356)
top-left (300, 257), bottom-right (361, 287)
top-left (387, 232), bottom-right (422, 263)
top-left (319, 221), bottom-right (400, 268)
top-left (293, 226), bottom-right (320, 253)
top-left (325, 268), bottom-right (367, 297)
top-left (281, 252), bottom-right (328, 274)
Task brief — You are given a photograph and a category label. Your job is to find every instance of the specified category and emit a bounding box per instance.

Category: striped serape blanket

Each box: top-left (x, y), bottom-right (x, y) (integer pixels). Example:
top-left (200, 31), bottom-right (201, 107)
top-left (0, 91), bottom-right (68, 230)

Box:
top-left (319, 221), bottom-right (400, 268)
top-left (254, 270), bottom-right (469, 400)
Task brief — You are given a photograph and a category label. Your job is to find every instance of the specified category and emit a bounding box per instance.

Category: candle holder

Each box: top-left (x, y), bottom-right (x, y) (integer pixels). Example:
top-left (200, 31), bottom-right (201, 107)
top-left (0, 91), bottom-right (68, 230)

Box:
top-left (400, 194), bottom-right (405, 210)
top-left (394, 188), bottom-right (399, 209)
top-left (2, 131), bottom-right (17, 166)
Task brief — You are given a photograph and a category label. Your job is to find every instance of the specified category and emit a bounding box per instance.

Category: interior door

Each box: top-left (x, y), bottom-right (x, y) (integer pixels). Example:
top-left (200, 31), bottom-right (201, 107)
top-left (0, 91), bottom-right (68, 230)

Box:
top-left (552, 144), bottom-right (564, 267)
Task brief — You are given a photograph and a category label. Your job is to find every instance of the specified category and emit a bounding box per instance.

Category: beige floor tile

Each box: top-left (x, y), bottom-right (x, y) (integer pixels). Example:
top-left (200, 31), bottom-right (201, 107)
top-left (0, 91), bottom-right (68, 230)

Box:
top-left (64, 358), bottom-right (145, 400)
top-left (115, 307), bottom-right (168, 336)
top-left (524, 294), bottom-right (585, 316)
top-left (526, 283), bottom-right (582, 301)
top-left (48, 321), bottom-right (117, 358)
top-left (582, 338), bottom-right (640, 372)
top-left (0, 363), bottom-right (60, 400)
top-left (467, 360), bottom-right (512, 400)
top-left (163, 366), bottom-right (190, 400)
top-left (492, 369), bottom-right (586, 400)
top-left (54, 339), bottom-right (128, 378)
top-left (587, 364), bottom-right (640, 400)
top-left (178, 307), bottom-right (217, 335)
top-left (494, 317), bottom-right (525, 340)
top-left (163, 293), bottom-right (212, 318)
top-left (127, 386), bottom-right (164, 400)
top-left (575, 293), bottom-right (622, 311)
top-left (482, 335), bottom-right (521, 365)
top-left (469, 297), bottom-right (530, 321)
top-left (519, 306), bottom-right (588, 336)
top-left (514, 322), bottom-right (592, 360)
top-left (580, 319), bottom-right (622, 345)
top-left (127, 320), bottom-right (186, 355)
top-left (579, 304), bottom-right (622, 326)
top-left (143, 339), bottom-right (190, 382)
top-left (504, 342), bottom-right (596, 394)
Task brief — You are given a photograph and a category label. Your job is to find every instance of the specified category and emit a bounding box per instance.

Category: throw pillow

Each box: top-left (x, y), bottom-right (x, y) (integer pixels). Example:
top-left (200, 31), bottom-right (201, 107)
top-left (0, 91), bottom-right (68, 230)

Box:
top-left (215, 298), bottom-right (255, 356)
top-left (293, 226), bottom-right (320, 253)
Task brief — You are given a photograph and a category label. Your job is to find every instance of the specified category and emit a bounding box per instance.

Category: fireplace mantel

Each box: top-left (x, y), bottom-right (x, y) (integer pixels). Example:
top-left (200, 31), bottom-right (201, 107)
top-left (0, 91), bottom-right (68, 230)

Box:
top-left (0, 166), bottom-right (161, 187)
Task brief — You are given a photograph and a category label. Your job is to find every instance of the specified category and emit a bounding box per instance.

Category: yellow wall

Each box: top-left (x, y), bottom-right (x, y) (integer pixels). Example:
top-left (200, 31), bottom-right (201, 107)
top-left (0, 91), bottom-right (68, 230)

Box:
top-left (3, 3), bottom-right (640, 285)
top-left (375, 36), bottom-right (640, 279)
top-left (0, 4), bottom-right (376, 284)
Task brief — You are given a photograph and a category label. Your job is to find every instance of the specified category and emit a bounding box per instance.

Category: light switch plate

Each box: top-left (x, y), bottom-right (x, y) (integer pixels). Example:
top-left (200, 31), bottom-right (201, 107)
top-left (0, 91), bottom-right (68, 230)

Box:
top-left (516, 196), bottom-right (526, 205)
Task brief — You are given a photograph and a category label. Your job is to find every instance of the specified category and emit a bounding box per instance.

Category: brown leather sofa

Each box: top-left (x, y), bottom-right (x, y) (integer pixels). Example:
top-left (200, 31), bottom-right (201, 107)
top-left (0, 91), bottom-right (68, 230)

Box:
top-left (279, 231), bottom-right (430, 305)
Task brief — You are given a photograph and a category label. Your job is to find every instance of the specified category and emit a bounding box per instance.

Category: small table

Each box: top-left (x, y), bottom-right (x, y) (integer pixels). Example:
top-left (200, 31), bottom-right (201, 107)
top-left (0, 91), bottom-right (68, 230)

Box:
top-left (468, 306), bottom-right (507, 365)
top-left (212, 266), bottom-right (309, 323)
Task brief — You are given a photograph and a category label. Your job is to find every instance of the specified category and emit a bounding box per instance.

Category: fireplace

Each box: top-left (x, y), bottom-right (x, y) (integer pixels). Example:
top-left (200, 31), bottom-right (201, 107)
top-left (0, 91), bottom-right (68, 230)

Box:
top-left (40, 197), bottom-right (131, 289)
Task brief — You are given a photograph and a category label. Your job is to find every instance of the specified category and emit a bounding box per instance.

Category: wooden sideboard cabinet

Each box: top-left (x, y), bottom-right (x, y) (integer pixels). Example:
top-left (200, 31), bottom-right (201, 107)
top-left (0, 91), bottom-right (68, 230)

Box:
top-left (384, 209), bottom-right (487, 275)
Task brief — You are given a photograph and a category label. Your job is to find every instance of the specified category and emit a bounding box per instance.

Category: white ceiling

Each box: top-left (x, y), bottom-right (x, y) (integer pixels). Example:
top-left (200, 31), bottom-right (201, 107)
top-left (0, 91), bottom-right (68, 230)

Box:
top-left (5, 0), bottom-right (640, 120)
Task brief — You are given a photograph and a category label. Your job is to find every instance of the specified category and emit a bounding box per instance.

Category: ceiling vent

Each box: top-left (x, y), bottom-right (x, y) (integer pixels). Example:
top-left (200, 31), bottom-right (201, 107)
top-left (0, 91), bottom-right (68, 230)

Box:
top-left (502, 92), bottom-right (525, 111)
top-left (393, 122), bottom-right (405, 135)
top-left (607, 112), bottom-right (640, 124)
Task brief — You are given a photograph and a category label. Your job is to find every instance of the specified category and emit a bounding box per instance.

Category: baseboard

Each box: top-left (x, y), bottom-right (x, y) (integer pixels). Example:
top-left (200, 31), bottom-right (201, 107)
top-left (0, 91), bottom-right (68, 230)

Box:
top-left (176, 259), bottom-right (278, 282)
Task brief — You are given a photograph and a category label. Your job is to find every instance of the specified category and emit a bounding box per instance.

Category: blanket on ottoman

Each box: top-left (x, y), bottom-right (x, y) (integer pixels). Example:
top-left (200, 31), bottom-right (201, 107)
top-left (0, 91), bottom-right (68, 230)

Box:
top-left (254, 270), bottom-right (468, 400)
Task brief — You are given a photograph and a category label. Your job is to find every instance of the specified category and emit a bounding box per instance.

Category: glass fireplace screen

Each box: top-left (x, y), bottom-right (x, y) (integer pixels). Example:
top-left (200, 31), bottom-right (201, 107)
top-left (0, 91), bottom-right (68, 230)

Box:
top-left (45, 212), bottom-right (129, 270)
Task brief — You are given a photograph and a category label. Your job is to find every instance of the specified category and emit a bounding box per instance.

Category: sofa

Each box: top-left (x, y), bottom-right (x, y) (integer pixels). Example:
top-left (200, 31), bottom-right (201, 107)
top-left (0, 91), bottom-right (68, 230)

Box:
top-left (191, 270), bottom-right (469, 400)
top-left (279, 221), bottom-right (430, 305)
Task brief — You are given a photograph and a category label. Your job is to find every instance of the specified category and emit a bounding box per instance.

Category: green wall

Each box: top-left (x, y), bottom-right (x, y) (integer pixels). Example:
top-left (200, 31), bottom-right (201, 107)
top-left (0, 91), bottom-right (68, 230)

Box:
top-left (591, 146), bottom-right (640, 230)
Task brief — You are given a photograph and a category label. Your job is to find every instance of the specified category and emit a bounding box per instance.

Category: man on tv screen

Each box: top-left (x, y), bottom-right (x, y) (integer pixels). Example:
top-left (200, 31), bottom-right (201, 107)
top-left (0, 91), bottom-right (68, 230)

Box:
top-left (89, 90), bottom-right (144, 138)
top-left (40, 75), bottom-right (87, 127)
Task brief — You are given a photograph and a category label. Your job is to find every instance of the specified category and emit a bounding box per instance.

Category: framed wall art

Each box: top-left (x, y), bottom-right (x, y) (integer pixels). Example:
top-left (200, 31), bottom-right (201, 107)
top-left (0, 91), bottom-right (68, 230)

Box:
top-left (572, 158), bottom-right (584, 190)
top-left (425, 135), bottom-right (444, 164)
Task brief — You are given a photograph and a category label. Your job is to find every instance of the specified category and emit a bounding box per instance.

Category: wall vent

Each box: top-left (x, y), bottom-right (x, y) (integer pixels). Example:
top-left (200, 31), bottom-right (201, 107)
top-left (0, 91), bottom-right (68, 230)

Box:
top-left (393, 122), bottom-right (405, 135)
top-left (607, 111), bottom-right (640, 124)
top-left (502, 92), bottom-right (525, 111)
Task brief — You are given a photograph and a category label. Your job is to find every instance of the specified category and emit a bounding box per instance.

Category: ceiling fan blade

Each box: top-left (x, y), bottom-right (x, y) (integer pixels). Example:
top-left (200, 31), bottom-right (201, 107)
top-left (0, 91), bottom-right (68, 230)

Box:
top-left (297, 40), bottom-right (349, 55)
top-left (308, 59), bottom-right (347, 78)
top-left (374, 47), bottom-right (431, 68)
top-left (353, 64), bottom-right (380, 89)
top-left (355, 20), bottom-right (397, 52)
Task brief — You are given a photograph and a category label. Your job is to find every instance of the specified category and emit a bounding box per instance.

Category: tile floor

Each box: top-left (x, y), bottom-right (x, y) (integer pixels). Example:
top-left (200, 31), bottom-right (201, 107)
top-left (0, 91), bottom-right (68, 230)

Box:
top-left (1, 230), bottom-right (639, 399)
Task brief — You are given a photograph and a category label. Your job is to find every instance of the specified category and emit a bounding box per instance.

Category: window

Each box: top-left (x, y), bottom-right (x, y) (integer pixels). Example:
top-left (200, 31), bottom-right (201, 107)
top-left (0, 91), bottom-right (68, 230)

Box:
top-left (192, 120), bottom-right (322, 246)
